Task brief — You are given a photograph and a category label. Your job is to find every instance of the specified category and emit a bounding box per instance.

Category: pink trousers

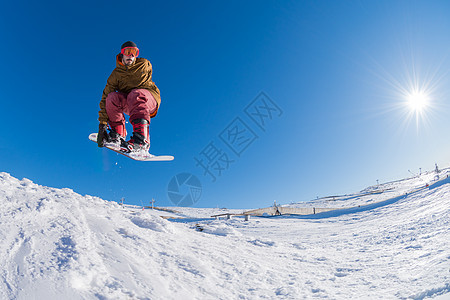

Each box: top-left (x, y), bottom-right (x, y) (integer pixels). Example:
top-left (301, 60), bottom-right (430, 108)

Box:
top-left (106, 89), bottom-right (157, 129)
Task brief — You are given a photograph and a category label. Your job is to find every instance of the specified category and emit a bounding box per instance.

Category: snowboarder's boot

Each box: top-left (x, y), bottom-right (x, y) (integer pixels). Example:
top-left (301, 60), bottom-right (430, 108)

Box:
top-left (107, 124), bottom-right (126, 147)
top-left (121, 119), bottom-right (150, 153)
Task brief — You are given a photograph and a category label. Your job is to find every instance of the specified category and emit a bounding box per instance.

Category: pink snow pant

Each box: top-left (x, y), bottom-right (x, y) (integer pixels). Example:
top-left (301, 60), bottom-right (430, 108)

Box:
top-left (106, 89), bottom-right (157, 129)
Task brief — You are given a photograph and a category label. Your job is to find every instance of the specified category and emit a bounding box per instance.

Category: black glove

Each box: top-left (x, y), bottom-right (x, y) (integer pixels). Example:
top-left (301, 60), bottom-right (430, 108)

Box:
top-left (97, 123), bottom-right (110, 147)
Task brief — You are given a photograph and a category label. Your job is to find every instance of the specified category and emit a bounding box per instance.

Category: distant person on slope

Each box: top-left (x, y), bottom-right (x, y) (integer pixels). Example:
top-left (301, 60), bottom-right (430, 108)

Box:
top-left (97, 41), bottom-right (161, 153)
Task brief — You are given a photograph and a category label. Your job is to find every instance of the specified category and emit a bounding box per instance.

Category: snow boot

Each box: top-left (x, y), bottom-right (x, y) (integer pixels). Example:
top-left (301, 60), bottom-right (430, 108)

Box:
top-left (121, 119), bottom-right (150, 153)
top-left (107, 124), bottom-right (126, 148)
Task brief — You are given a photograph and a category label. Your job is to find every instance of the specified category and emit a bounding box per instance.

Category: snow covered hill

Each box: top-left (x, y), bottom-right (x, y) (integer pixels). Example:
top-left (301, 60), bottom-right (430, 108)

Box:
top-left (0, 171), bottom-right (449, 299)
top-left (286, 168), bottom-right (449, 209)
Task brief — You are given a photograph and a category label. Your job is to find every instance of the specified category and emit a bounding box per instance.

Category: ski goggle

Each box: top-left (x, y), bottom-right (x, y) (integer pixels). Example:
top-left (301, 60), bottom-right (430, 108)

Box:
top-left (121, 47), bottom-right (139, 57)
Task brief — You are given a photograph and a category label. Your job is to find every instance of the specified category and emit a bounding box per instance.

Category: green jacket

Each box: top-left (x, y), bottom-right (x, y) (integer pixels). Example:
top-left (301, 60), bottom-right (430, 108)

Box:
top-left (98, 55), bottom-right (161, 124)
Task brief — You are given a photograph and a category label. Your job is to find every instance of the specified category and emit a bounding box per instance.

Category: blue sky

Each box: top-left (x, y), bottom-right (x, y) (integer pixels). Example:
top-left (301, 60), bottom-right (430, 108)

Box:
top-left (2, 0), bottom-right (450, 208)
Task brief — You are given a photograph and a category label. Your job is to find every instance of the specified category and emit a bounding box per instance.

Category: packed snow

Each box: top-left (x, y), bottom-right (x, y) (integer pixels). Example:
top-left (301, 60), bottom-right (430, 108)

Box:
top-left (0, 170), bottom-right (449, 299)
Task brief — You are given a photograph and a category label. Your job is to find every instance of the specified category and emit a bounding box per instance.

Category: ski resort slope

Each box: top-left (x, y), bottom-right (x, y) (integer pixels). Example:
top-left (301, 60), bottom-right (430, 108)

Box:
top-left (0, 172), bottom-right (448, 299)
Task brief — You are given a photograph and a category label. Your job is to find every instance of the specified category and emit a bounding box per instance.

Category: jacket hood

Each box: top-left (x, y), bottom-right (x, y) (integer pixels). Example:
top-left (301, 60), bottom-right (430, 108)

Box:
top-left (116, 54), bottom-right (124, 67)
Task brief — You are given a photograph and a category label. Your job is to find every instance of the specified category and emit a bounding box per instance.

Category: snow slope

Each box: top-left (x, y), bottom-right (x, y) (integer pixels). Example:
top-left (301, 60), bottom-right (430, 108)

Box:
top-left (287, 168), bottom-right (449, 209)
top-left (0, 171), bottom-right (448, 299)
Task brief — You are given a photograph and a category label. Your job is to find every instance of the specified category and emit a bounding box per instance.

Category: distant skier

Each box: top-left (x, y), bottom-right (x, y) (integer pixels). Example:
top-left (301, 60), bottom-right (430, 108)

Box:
top-left (97, 41), bottom-right (161, 153)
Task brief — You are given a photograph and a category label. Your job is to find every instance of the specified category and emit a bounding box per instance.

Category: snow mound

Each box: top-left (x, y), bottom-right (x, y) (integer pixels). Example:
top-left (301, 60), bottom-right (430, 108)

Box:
top-left (194, 221), bottom-right (242, 237)
top-left (129, 214), bottom-right (176, 233)
top-left (0, 172), bottom-right (449, 299)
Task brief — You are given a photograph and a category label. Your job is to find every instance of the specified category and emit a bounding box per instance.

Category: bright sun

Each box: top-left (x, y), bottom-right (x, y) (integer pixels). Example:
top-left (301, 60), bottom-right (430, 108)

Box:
top-left (407, 90), bottom-right (429, 112)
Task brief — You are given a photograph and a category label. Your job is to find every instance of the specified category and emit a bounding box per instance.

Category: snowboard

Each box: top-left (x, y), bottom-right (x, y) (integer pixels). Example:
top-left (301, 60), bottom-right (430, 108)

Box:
top-left (89, 133), bottom-right (174, 161)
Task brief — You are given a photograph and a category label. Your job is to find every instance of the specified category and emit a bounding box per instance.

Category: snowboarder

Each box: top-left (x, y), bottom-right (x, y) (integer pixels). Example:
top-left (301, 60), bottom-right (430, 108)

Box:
top-left (97, 41), bottom-right (161, 153)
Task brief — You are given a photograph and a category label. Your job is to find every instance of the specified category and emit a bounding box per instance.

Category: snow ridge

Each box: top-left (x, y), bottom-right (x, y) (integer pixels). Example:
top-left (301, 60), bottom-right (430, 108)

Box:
top-left (0, 172), bottom-right (449, 299)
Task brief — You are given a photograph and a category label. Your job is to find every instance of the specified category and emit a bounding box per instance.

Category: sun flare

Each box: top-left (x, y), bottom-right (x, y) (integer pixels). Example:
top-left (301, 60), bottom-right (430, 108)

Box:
top-left (369, 43), bottom-right (446, 135)
top-left (407, 90), bottom-right (429, 112)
